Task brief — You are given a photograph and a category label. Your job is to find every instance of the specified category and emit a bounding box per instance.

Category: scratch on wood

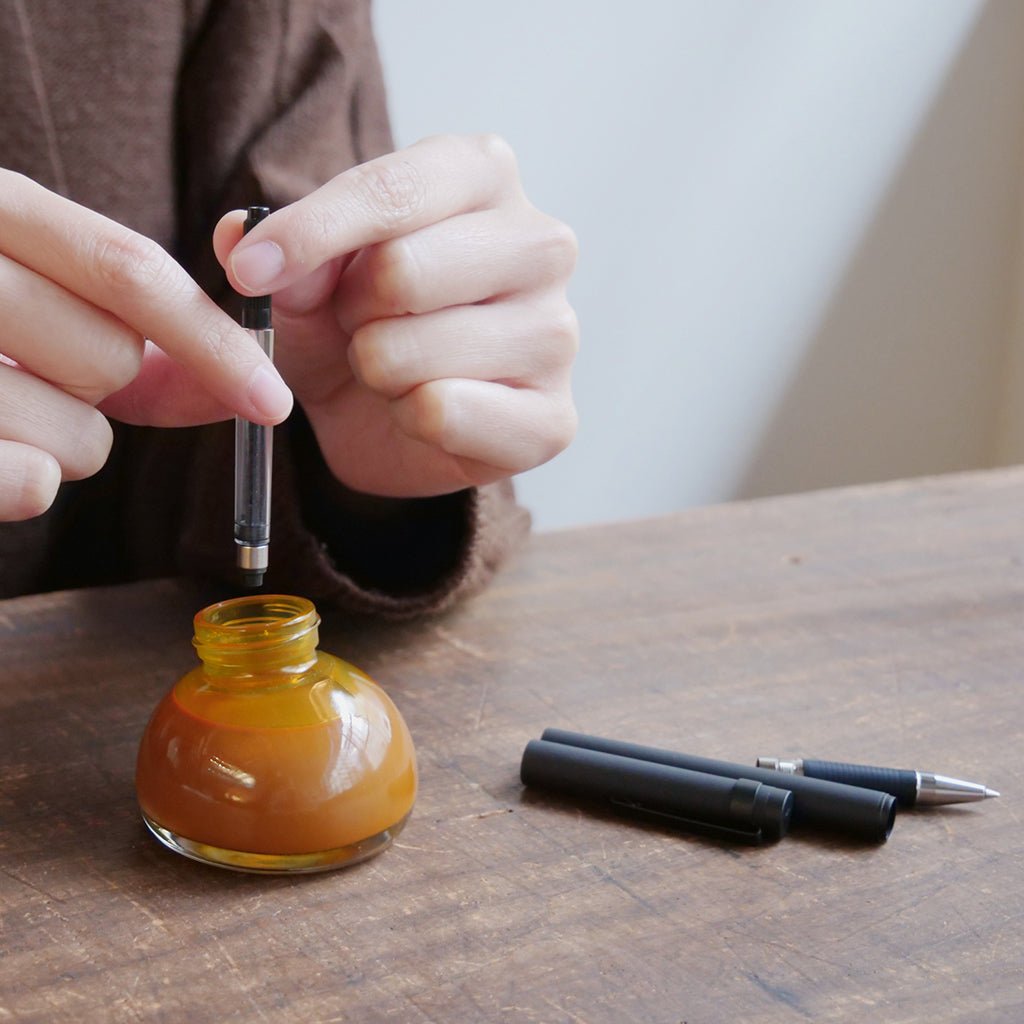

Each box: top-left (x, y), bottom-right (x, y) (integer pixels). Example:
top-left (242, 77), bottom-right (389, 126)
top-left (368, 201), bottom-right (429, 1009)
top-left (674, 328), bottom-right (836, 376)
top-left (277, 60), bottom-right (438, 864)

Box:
top-left (434, 626), bottom-right (492, 661)
top-left (541, 996), bottom-right (590, 1023)
top-left (105, 878), bottom-right (169, 934)
top-left (212, 936), bottom-right (271, 1023)
top-left (523, 685), bottom-right (572, 720)
top-left (761, 938), bottom-right (851, 974)
top-left (126, 896), bottom-right (169, 933)
top-left (213, 936), bottom-right (241, 975)
top-left (1, 865), bottom-right (70, 919)
top-left (836, 903), bottom-right (909, 942)
top-left (474, 675), bottom-right (490, 730)
top-left (451, 808), bottom-right (513, 822)
top-left (566, 849), bottom-right (665, 919)
top-left (500, 1007), bottom-right (545, 1022)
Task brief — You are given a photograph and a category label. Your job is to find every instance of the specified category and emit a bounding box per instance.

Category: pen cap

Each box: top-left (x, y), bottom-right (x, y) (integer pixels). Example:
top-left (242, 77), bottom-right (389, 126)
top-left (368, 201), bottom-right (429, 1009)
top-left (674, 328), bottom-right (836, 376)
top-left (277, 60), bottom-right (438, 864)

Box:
top-left (541, 729), bottom-right (896, 843)
top-left (521, 739), bottom-right (793, 842)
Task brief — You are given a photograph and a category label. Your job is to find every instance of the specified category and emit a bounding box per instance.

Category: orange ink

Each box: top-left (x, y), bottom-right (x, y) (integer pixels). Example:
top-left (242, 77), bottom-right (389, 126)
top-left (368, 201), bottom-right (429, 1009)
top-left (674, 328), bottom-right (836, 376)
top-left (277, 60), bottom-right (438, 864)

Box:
top-left (135, 595), bottom-right (416, 873)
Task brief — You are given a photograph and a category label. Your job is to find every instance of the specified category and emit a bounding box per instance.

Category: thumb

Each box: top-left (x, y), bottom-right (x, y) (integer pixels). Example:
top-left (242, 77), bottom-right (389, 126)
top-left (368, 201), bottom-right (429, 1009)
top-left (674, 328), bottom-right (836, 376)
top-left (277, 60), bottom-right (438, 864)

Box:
top-left (213, 208), bottom-right (347, 316)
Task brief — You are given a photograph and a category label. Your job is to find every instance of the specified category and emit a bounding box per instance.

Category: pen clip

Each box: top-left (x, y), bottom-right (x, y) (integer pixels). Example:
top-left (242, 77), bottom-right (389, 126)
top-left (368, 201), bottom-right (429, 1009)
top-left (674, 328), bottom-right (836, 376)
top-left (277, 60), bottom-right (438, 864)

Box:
top-left (610, 798), bottom-right (766, 845)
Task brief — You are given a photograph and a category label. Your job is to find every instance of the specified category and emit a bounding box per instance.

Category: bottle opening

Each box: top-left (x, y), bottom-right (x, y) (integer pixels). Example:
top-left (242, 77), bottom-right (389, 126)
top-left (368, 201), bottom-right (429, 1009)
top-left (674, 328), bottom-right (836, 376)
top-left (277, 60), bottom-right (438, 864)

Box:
top-left (193, 595), bottom-right (320, 666)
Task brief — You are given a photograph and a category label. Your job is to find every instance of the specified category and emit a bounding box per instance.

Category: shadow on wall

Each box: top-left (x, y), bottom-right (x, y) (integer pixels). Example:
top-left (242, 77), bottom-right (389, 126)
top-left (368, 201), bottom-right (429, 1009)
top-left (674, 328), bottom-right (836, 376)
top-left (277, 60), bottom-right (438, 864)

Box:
top-left (736, 0), bottom-right (1024, 500)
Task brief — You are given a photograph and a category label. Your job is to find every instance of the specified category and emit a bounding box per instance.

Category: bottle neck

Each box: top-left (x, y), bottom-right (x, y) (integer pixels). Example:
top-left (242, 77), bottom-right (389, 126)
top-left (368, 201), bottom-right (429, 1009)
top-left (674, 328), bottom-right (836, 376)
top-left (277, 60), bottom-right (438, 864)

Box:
top-left (193, 595), bottom-right (320, 681)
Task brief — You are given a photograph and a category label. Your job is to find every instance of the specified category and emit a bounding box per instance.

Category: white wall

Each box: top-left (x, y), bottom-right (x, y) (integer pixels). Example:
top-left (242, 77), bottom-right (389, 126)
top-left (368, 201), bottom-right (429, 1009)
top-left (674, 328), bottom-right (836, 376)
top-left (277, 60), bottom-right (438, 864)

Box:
top-left (374, 0), bottom-right (1024, 529)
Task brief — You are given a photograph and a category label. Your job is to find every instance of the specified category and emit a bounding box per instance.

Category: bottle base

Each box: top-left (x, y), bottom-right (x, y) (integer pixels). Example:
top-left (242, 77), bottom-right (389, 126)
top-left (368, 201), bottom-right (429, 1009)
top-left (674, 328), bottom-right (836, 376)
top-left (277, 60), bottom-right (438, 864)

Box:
top-left (140, 812), bottom-right (410, 874)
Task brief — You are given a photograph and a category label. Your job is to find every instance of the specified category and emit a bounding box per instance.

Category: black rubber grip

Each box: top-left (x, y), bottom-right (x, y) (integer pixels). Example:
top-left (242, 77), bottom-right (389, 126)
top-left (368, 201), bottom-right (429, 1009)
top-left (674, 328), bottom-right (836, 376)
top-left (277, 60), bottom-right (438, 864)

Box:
top-left (801, 760), bottom-right (918, 807)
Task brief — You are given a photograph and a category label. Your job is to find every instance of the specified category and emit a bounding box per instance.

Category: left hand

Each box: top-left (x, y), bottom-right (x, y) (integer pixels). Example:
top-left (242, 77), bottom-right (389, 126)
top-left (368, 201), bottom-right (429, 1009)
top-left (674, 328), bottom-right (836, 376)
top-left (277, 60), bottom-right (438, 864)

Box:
top-left (214, 133), bottom-right (578, 497)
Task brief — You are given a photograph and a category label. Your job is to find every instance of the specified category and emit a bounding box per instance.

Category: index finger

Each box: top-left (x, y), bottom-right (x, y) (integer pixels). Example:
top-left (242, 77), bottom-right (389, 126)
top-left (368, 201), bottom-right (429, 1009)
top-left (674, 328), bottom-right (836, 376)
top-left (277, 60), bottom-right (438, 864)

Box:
top-left (0, 171), bottom-right (292, 425)
top-left (227, 133), bottom-right (521, 297)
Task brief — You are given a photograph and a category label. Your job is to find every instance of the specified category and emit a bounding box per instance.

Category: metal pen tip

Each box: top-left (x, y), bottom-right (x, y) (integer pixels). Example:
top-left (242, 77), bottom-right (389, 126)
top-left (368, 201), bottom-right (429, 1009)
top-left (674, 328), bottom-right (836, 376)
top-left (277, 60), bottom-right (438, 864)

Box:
top-left (236, 543), bottom-right (268, 588)
top-left (984, 788), bottom-right (1000, 799)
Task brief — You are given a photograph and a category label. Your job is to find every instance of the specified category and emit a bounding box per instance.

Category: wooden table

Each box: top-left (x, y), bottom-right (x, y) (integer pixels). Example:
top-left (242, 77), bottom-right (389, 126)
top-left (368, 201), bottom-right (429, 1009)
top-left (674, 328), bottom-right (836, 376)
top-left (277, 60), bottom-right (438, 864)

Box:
top-left (2, 469), bottom-right (1022, 1023)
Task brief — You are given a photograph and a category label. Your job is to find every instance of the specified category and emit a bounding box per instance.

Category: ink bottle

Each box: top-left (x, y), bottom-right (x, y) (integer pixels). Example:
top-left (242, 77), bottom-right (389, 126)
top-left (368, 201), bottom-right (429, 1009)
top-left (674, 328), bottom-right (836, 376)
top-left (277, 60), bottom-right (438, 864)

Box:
top-left (135, 595), bottom-right (416, 873)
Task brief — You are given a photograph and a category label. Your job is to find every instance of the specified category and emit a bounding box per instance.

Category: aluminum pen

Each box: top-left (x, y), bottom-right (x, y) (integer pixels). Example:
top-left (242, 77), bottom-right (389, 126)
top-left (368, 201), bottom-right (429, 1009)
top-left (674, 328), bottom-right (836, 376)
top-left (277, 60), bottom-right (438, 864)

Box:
top-left (234, 205), bottom-right (274, 587)
top-left (756, 756), bottom-right (999, 807)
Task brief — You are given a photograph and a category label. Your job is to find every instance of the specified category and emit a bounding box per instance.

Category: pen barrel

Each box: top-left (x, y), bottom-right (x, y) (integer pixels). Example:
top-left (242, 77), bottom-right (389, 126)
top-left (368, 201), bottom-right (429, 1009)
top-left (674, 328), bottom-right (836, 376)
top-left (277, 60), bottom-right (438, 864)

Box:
top-left (233, 417), bottom-right (272, 545)
top-left (234, 205), bottom-right (274, 581)
top-left (234, 327), bottom-right (275, 553)
top-left (521, 740), bottom-right (792, 843)
top-left (541, 730), bottom-right (895, 842)
top-left (800, 760), bottom-right (919, 808)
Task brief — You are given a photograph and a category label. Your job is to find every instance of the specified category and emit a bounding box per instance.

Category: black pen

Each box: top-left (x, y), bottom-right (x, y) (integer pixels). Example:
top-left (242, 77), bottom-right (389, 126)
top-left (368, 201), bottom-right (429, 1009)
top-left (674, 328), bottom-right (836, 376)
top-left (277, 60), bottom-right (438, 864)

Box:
top-left (539, 729), bottom-right (897, 842)
top-left (521, 739), bottom-right (793, 844)
top-left (756, 756), bottom-right (999, 808)
top-left (234, 206), bottom-right (274, 587)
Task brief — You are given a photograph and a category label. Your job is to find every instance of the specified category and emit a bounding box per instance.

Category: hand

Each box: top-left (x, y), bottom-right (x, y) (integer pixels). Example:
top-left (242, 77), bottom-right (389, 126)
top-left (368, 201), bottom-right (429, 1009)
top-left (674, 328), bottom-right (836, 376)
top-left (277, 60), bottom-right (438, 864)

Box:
top-left (0, 170), bottom-right (292, 522)
top-left (215, 133), bottom-right (578, 497)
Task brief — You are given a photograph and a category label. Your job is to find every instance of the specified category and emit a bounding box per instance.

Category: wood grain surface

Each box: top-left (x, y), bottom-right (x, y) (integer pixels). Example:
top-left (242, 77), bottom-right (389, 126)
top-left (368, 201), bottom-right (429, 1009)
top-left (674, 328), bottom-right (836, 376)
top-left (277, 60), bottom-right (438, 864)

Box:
top-left (1, 469), bottom-right (1022, 1023)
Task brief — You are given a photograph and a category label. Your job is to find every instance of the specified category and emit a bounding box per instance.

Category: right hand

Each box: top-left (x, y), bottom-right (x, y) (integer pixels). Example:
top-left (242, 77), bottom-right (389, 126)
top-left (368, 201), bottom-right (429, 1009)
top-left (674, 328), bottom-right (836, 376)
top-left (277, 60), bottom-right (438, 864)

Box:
top-left (0, 171), bottom-right (293, 522)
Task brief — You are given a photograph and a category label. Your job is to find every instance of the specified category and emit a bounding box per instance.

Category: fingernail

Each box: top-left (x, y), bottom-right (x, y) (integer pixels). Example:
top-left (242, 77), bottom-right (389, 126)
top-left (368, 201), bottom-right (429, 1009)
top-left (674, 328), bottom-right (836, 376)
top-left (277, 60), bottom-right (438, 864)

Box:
top-left (232, 240), bottom-right (286, 292)
top-left (247, 365), bottom-right (293, 421)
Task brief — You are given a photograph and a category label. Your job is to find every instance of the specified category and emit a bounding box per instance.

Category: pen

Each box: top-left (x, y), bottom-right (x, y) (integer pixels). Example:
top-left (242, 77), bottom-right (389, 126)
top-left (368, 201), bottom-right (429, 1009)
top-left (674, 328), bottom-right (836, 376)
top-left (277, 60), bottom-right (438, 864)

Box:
top-left (755, 757), bottom-right (1000, 808)
top-left (234, 206), bottom-right (274, 587)
top-left (539, 729), bottom-right (896, 842)
top-left (521, 740), bottom-right (793, 843)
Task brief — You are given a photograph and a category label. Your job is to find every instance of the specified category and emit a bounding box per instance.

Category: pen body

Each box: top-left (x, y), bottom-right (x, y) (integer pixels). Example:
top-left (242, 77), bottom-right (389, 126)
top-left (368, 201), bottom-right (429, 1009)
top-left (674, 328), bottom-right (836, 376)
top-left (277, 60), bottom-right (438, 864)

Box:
top-left (234, 206), bottom-right (274, 584)
top-left (521, 740), bottom-right (792, 843)
top-left (758, 758), bottom-right (997, 806)
top-left (234, 328), bottom-right (274, 536)
top-left (541, 729), bottom-right (896, 842)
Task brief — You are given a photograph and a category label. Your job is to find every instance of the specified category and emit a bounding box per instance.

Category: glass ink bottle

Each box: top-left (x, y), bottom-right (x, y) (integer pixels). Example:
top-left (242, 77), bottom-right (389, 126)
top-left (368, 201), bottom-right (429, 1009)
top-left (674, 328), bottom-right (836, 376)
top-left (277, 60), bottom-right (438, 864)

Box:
top-left (135, 594), bottom-right (416, 873)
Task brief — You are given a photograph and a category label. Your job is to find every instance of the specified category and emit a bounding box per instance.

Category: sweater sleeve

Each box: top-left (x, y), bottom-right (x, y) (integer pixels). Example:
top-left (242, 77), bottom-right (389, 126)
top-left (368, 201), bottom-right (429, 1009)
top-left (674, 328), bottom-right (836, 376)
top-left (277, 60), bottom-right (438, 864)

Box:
top-left (167, 0), bottom-right (529, 614)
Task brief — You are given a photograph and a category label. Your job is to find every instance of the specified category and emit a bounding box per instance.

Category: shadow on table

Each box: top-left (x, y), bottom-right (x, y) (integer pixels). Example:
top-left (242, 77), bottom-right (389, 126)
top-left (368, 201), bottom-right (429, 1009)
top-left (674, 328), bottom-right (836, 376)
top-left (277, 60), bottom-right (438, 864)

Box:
top-left (514, 786), bottom-right (929, 855)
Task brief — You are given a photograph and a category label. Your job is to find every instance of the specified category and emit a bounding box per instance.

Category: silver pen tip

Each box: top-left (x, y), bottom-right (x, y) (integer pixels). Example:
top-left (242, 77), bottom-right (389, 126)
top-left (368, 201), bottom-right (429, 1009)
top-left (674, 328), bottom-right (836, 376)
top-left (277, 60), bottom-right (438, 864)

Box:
top-left (984, 788), bottom-right (1000, 799)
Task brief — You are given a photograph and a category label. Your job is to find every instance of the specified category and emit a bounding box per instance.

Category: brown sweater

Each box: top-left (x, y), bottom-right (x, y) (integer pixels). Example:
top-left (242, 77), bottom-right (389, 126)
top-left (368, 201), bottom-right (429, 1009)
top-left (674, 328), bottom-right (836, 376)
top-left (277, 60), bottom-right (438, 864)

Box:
top-left (0, 0), bottom-right (528, 612)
